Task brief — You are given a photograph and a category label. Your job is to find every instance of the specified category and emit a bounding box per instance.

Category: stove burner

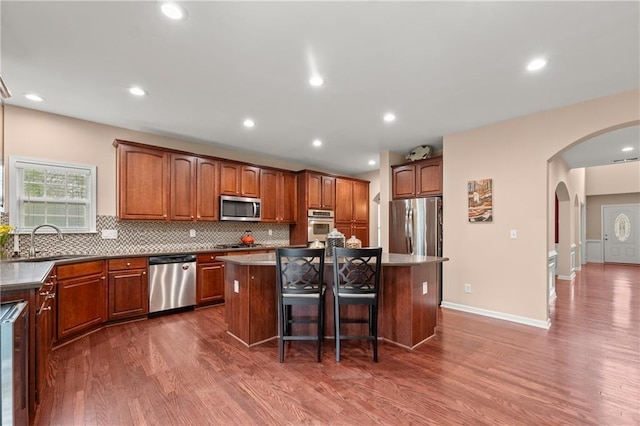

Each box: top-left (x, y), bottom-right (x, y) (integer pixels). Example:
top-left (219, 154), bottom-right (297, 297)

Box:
top-left (215, 243), bottom-right (263, 249)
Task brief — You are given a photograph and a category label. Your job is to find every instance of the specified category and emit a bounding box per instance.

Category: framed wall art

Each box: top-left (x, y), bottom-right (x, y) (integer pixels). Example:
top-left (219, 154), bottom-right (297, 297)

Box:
top-left (468, 179), bottom-right (493, 222)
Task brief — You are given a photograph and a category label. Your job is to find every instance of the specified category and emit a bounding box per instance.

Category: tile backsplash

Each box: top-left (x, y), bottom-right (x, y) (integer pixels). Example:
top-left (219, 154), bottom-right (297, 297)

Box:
top-left (1, 214), bottom-right (290, 257)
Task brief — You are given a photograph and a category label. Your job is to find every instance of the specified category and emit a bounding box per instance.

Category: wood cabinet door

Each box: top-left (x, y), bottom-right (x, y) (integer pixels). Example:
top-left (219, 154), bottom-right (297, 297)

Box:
top-left (353, 180), bottom-right (369, 224)
top-left (108, 269), bottom-right (149, 320)
top-left (280, 171), bottom-right (297, 223)
top-left (321, 176), bottom-right (335, 209)
top-left (57, 273), bottom-right (106, 340)
top-left (352, 224), bottom-right (369, 247)
top-left (335, 178), bottom-right (353, 223)
top-left (307, 173), bottom-right (323, 209)
top-left (392, 165), bottom-right (416, 199)
top-left (415, 157), bottom-right (443, 196)
top-left (170, 153), bottom-right (197, 221)
top-left (241, 166), bottom-right (261, 198)
top-left (196, 262), bottom-right (225, 305)
top-left (117, 144), bottom-right (169, 220)
top-left (260, 168), bottom-right (279, 222)
top-left (219, 162), bottom-right (241, 196)
top-left (196, 158), bottom-right (218, 221)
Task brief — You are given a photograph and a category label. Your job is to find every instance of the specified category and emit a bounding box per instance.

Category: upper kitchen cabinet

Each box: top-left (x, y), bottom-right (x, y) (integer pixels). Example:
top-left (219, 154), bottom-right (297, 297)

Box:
top-left (116, 141), bottom-right (170, 220)
top-left (392, 156), bottom-right (443, 199)
top-left (219, 162), bottom-right (261, 198)
top-left (260, 168), bottom-right (297, 223)
top-left (304, 172), bottom-right (335, 210)
top-left (170, 154), bottom-right (219, 221)
top-left (335, 177), bottom-right (369, 246)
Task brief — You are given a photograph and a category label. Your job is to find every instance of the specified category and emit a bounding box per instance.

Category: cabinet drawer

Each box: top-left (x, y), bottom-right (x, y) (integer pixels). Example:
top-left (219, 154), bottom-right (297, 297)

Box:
top-left (197, 253), bottom-right (227, 263)
top-left (108, 257), bottom-right (148, 271)
top-left (57, 260), bottom-right (105, 279)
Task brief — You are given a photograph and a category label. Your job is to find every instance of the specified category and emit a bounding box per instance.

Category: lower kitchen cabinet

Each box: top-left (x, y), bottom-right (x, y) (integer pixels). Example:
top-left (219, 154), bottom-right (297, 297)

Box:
top-left (56, 260), bottom-right (107, 342)
top-left (35, 270), bottom-right (56, 403)
top-left (108, 257), bottom-right (149, 320)
top-left (196, 253), bottom-right (226, 305)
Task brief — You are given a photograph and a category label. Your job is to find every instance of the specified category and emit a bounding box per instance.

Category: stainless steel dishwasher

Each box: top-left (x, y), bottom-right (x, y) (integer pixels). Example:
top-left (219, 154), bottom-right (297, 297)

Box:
top-left (148, 254), bottom-right (197, 313)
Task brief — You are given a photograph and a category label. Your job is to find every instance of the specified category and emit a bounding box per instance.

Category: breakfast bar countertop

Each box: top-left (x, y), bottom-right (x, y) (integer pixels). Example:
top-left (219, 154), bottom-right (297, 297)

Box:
top-left (217, 252), bottom-right (449, 266)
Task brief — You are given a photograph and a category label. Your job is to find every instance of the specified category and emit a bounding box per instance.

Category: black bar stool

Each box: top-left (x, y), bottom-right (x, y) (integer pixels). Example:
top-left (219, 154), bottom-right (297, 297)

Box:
top-left (332, 247), bottom-right (383, 362)
top-left (275, 247), bottom-right (326, 362)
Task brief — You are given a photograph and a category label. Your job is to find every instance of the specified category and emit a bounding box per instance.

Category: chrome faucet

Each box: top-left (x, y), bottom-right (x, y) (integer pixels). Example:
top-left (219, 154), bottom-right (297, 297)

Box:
top-left (29, 224), bottom-right (63, 258)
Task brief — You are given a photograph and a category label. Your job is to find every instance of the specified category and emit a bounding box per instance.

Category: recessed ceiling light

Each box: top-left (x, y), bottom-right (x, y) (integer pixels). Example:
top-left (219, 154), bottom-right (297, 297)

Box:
top-left (368, 160), bottom-right (376, 166)
top-left (622, 147), bottom-right (634, 152)
top-left (161, 2), bottom-right (187, 20)
top-left (312, 139), bottom-right (322, 147)
top-left (527, 57), bottom-right (547, 72)
top-left (309, 75), bottom-right (325, 87)
top-left (129, 86), bottom-right (147, 96)
top-left (24, 93), bottom-right (44, 102)
top-left (243, 119), bottom-right (255, 128)
top-left (383, 113), bottom-right (396, 123)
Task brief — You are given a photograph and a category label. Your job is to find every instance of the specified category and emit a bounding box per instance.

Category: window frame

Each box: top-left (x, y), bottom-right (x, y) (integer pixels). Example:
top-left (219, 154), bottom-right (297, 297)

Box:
top-left (9, 156), bottom-right (97, 234)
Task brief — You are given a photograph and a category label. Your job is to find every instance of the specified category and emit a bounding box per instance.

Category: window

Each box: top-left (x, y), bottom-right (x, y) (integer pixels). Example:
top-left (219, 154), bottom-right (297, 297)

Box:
top-left (9, 157), bottom-right (96, 233)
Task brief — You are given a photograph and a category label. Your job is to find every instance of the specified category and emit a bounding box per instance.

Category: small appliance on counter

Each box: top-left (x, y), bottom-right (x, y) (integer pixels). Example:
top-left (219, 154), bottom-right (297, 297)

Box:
top-left (241, 230), bottom-right (255, 245)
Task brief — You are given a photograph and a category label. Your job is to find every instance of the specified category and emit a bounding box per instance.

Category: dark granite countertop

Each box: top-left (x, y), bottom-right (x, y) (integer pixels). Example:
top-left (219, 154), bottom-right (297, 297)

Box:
top-left (0, 245), bottom-right (295, 291)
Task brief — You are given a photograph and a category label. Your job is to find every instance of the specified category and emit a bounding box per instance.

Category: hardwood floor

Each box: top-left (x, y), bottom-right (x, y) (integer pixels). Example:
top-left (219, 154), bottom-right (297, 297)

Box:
top-left (34, 263), bottom-right (639, 425)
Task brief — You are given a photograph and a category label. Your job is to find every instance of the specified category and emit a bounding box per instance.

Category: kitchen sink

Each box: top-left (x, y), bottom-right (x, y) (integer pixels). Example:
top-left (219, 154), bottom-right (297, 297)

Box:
top-left (19, 254), bottom-right (90, 263)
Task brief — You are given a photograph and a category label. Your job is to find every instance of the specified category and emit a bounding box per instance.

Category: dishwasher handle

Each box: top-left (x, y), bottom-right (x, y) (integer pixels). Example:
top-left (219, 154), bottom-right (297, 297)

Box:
top-left (149, 254), bottom-right (197, 265)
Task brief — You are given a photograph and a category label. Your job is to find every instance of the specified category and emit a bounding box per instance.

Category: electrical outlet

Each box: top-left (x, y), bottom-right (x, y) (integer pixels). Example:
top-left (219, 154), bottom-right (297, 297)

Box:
top-left (189, 229), bottom-right (196, 238)
top-left (234, 280), bottom-right (239, 293)
top-left (464, 283), bottom-right (472, 293)
top-left (268, 229), bottom-right (273, 236)
top-left (510, 229), bottom-right (518, 239)
top-left (422, 281), bottom-right (428, 295)
top-left (101, 229), bottom-right (118, 239)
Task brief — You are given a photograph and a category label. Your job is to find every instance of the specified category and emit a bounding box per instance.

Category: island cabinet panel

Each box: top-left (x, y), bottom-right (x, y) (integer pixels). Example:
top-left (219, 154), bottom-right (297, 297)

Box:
top-left (224, 262), bottom-right (277, 346)
top-left (117, 143), bottom-right (170, 220)
top-left (170, 153), bottom-right (197, 221)
top-left (260, 169), bottom-right (296, 223)
top-left (57, 260), bottom-right (107, 342)
top-left (220, 162), bottom-right (261, 198)
top-left (196, 253), bottom-right (226, 306)
top-left (107, 258), bottom-right (148, 320)
top-left (392, 156), bottom-right (443, 199)
top-left (35, 270), bottom-right (56, 404)
top-left (335, 178), bottom-right (370, 246)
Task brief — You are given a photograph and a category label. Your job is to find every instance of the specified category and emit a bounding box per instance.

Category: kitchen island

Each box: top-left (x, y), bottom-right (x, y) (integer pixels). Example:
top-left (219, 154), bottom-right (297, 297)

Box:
top-left (218, 252), bottom-right (449, 349)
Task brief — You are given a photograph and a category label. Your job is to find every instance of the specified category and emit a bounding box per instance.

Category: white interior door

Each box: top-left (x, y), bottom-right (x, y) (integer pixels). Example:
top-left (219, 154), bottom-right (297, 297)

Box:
top-left (603, 204), bottom-right (640, 264)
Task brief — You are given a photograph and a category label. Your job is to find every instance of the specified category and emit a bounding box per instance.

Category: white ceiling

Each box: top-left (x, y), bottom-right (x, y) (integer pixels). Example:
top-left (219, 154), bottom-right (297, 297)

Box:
top-left (1, 1), bottom-right (639, 175)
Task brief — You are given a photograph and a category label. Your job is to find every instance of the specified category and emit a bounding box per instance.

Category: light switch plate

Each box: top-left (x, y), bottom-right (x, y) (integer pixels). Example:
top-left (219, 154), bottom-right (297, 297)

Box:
top-left (510, 229), bottom-right (518, 239)
top-left (101, 229), bottom-right (118, 239)
top-left (422, 281), bottom-right (428, 295)
top-left (189, 229), bottom-right (196, 238)
top-left (233, 280), bottom-right (239, 293)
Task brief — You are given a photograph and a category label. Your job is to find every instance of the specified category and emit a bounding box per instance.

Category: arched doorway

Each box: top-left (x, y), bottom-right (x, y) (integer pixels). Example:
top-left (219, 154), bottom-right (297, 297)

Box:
top-left (554, 182), bottom-right (573, 280)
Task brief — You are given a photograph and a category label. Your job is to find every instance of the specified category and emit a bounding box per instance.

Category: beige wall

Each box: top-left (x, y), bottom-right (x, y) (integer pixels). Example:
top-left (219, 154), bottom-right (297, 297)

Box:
top-left (586, 193), bottom-right (640, 239)
top-left (585, 161), bottom-right (640, 195)
top-left (442, 89), bottom-right (639, 323)
top-left (3, 106), bottom-right (309, 216)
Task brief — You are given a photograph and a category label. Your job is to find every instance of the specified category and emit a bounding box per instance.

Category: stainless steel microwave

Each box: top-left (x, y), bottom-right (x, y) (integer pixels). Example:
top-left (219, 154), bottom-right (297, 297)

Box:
top-left (220, 195), bottom-right (261, 221)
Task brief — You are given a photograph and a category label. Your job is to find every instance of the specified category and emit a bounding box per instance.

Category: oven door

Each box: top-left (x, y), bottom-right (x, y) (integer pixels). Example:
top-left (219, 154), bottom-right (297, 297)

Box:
top-left (307, 218), bottom-right (334, 242)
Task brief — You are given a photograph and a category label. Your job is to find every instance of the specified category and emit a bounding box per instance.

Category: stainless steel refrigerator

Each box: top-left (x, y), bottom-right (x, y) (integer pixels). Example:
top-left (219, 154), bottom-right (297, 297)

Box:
top-left (389, 196), bottom-right (443, 301)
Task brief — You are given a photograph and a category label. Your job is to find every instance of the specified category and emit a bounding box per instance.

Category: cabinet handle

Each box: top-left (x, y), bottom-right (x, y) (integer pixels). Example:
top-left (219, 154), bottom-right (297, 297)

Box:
top-left (46, 294), bottom-right (55, 300)
top-left (142, 271), bottom-right (146, 275)
top-left (126, 262), bottom-right (131, 266)
top-left (211, 256), bottom-right (215, 260)
top-left (163, 214), bottom-right (167, 218)
top-left (101, 276), bottom-right (106, 280)
top-left (197, 215), bottom-right (201, 219)
top-left (191, 215), bottom-right (194, 219)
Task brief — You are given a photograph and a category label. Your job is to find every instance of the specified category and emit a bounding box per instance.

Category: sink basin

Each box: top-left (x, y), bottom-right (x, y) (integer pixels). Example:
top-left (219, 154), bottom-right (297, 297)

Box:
top-left (20, 254), bottom-right (89, 263)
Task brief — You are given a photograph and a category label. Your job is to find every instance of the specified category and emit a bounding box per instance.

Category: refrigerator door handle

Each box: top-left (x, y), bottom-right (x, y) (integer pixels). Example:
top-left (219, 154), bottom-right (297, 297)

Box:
top-left (407, 208), bottom-right (413, 254)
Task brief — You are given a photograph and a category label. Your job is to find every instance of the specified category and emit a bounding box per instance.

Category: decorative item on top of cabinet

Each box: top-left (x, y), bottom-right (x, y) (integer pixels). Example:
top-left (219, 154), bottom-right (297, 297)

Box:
top-left (56, 260), bottom-right (107, 342)
top-left (335, 177), bottom-right (369, 247)
top-left (219, 162), bottom-right (261, 198)
top-left (107, 257), bottom-right (149, 320)
top-left (392, 156), bottom-right (442, 199)
top-left (260, 168), bottom-right (297, 223)
top-left (196, 253), bottom-right (226, 306)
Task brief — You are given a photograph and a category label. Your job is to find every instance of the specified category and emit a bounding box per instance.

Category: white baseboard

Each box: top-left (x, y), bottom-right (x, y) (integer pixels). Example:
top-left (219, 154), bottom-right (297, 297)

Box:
top-left (441, 301), bottom-right (551, 330)
top-left (557, 272), bottom-right (576, 281)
